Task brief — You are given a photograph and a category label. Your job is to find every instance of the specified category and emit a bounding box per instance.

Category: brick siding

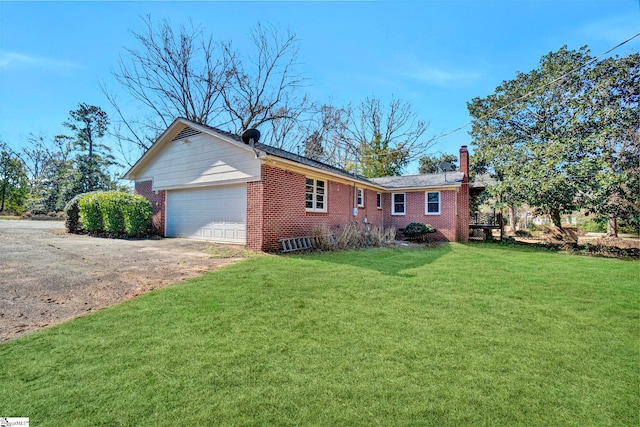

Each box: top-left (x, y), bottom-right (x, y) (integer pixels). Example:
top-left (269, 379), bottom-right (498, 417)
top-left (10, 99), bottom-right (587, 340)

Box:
top-left (250, 165), bottom-right (385, 251)
top-left (134, 180), bottom-right (165, 235)
top-left (383, 190), bottom-right (459, 241)
top-left (246, 180), bottom-right (264, 251)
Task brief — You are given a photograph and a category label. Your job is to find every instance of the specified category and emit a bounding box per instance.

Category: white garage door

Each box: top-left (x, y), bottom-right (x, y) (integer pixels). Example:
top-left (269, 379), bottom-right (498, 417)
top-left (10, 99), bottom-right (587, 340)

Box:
top-left (165, 184), bottom-right (247, 244)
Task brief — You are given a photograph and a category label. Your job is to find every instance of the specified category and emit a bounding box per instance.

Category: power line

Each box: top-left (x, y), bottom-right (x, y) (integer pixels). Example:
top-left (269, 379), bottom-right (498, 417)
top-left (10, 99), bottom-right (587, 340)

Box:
top-left (313, 30), bottom-right (640, 167)
top-left (433, 30), bottom-right (640, 143)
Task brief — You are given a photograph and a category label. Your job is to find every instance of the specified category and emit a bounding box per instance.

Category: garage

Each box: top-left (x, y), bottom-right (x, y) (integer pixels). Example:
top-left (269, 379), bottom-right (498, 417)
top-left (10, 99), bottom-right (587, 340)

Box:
top-left (165, 184), bottom-right (247, 244)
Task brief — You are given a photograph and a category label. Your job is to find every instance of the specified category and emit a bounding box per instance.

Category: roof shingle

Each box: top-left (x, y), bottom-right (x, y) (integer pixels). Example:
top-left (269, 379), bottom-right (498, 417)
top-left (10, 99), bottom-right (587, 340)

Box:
top-left (370, 172), bottom-right (464, 189)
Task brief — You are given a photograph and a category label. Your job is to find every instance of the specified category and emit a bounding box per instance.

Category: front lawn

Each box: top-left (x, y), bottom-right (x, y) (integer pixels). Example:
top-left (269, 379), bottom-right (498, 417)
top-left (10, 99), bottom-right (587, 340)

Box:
top-left (1, 244), bottom-right (638, 426)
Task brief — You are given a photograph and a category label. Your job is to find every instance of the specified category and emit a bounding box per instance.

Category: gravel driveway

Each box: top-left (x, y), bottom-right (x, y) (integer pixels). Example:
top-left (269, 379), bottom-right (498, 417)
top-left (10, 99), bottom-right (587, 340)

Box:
top-left (0, 220), bottom-right (248, 341)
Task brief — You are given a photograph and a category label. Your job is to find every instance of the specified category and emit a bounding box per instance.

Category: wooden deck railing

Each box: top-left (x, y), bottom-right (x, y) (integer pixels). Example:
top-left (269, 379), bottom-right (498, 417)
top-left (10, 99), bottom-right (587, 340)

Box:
top-left (470, 212), bottom-right (501, 226)
top-left (469, 211), bottom-right (503, 240)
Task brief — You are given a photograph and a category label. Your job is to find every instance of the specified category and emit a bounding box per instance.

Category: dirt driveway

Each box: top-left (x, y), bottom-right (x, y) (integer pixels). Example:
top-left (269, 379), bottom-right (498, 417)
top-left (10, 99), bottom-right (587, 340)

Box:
top-left (0, 220), bottom-right (250, 341)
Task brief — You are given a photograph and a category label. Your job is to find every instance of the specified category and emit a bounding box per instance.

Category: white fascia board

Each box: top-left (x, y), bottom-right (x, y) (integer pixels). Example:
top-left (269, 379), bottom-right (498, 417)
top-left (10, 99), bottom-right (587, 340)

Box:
top-left (381, 184), bottom-right (461, 192)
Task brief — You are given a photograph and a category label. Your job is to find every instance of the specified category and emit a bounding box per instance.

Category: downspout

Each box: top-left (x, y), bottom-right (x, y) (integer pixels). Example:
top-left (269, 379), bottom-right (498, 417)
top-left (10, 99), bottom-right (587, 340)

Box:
top-left (352, 159), bottom-right (358, 218)
top-left (455, 187), bottom-right (459, 242)
top-left (353, 182), bottom-right (358, 218)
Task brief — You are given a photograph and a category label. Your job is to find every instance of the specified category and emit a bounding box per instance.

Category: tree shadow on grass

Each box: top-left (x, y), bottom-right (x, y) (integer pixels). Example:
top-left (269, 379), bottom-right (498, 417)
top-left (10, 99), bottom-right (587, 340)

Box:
top-left (302, 244), bottom-right (453, 277)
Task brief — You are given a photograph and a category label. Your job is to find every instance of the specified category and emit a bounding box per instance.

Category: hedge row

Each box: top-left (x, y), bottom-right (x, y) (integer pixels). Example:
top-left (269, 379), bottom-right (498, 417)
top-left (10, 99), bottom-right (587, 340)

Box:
top-left (65, 191), bottom-right (152, 237)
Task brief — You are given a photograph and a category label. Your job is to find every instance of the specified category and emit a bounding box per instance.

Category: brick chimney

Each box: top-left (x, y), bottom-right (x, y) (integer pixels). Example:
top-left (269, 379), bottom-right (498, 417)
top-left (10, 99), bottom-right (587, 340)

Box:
top-left (458, 145), bottom-right (470, 243)
top-left (459, 145), bottom-right (469, 182)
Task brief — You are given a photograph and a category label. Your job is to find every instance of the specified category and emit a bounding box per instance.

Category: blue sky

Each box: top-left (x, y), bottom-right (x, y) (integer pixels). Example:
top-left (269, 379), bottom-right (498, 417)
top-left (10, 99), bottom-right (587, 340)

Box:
top-left (1, 0), bottom-right (639, 173)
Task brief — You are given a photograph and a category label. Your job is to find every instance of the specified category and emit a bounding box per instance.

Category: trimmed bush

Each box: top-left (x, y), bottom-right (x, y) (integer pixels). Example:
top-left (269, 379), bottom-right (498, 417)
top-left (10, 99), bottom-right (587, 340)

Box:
top-left (74, 191), bottom-right (153, 237)
top-left (79, 194), bottom-right (104, 233)
top-left (403, 222), bottom-right (435, 237)
top-left (123, 196), bottom-right (153, 236)
top-left (102, 193), bottom-right (127, 234)
top-left (64, 203), bottom-right (80, 233)
top-left (64, 191), bottom-right (100, 234)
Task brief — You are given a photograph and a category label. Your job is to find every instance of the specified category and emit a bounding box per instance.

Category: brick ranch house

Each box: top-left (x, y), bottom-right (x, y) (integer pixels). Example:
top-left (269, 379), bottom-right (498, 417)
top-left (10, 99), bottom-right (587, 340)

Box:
top-left (125, 118), bottom-right (470, 251)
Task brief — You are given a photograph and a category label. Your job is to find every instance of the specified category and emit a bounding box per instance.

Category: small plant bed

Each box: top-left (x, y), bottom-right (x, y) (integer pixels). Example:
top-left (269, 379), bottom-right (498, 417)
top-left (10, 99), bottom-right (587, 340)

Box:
top-left (398, 222), bottom-right (436, 242)
top-left (281, 223), bottom-right (396, 253)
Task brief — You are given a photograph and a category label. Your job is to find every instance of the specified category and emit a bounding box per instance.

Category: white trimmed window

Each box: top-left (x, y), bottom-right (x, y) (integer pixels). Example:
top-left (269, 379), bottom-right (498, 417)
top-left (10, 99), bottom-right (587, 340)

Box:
top-left (376, 192), bottom-right (382, 209)
top-left (426, 191), bottom-right (441, 214)
top-left (392, 193), bottom-right (406, 215)
top-left (357, 188), bottom-right (364, 207)
top-left (306, 178), bottom-right (327, 212)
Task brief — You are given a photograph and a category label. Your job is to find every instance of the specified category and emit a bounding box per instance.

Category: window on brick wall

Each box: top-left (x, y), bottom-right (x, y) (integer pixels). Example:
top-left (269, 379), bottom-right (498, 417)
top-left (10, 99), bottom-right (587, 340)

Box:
top-left (306, 178), bottom-right (327, 212)
top-left (357, 188), bottom-right (364, 207)
top-left (392, 193), bottom-right (405, 215)
top-left (376, 193), bottom-right (382, 209)
top-left (426, 191), bottom-right (440, 214)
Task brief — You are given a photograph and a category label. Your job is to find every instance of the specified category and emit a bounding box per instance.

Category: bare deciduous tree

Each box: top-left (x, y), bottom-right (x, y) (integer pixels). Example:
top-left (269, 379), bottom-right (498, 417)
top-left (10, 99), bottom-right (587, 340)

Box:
top-left (219, 23), bottom-right (308, 141)
top-left (340, 96), bottom-right (433, 176)
top-left (280, 97), bottom-right (433, 175)
top-left (104, 17), bottom-right (433, 176)
top-left (103, 16), bottom-right (228, 153)
top-left (290, 102), bottom-right (350, 164)
top-left (103, 17), bottom-right (308, 163)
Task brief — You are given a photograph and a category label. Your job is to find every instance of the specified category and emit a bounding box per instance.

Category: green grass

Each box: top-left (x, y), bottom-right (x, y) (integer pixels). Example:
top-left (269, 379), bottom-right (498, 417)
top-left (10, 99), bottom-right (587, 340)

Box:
top-left (1, 244), bottom-right (638, 426)
top-left (205, 246), bottom-right (263, 259)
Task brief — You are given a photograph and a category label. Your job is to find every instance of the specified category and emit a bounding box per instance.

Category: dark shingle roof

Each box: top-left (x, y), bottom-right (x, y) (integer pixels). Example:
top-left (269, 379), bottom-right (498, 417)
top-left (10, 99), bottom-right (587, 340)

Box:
top-left (470, 173), bottom-right (496, 189)
top-left (370, 172), bottom-right (464, 189)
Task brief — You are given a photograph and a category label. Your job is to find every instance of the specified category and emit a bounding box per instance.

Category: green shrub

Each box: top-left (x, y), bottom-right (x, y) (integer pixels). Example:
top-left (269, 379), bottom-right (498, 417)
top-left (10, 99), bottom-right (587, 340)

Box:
top-left (102, 192), bottom-right (127, 234)
top-left (400, 222), bottom-right (436, 242)
top-left (79, 194), bottom-right (104, 233)
top-left (403, 222), bottom-right (435, 237)
top-left (620, 223), bottom-right (640, 235)
top-left (75, 191), bottom-right (152, 237)
top-left (123, 195), bottom-right (153, 237)
top-left (64, 191), bottom-right (100, 234)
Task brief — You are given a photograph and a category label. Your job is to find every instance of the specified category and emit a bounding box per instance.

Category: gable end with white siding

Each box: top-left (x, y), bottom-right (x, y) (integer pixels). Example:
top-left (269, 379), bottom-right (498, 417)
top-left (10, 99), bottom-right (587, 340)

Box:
top-left (125, 119), bottom-right (261, 244)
